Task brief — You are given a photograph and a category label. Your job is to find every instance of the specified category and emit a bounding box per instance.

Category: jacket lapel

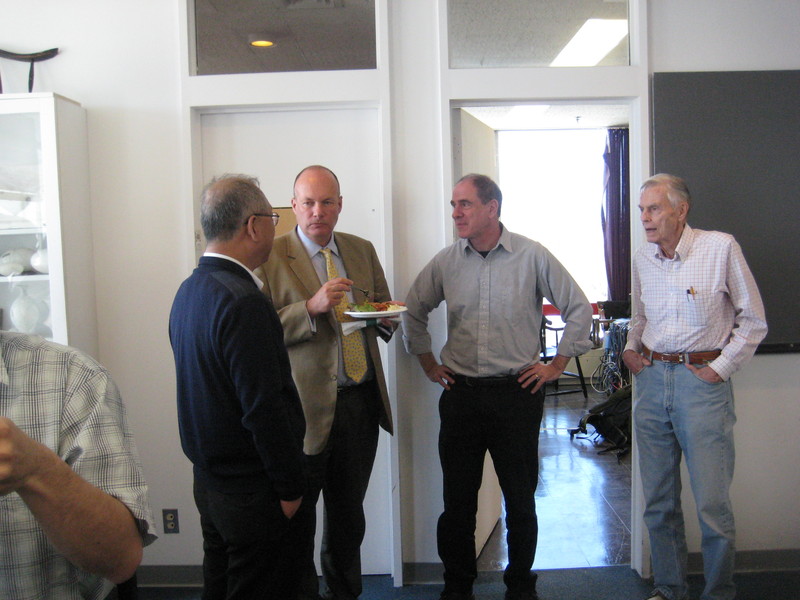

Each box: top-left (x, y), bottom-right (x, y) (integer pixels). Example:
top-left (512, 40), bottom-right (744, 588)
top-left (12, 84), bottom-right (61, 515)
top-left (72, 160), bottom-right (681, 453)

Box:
top-left (284, 230), bottom-right (323, 299)
top-left (284, 230), bottom-right (339, 330)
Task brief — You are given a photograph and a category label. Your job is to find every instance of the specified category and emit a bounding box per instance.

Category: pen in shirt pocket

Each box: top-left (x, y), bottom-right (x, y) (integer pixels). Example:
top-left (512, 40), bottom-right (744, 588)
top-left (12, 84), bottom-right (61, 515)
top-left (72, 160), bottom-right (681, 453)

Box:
top-left (686, 287), bottom-right (697, 301)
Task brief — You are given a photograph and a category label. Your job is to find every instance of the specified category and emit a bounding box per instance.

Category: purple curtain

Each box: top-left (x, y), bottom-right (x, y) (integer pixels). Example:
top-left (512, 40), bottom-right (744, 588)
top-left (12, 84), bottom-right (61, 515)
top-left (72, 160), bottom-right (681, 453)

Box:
top-left (601, 128), bottom-right (630, 302)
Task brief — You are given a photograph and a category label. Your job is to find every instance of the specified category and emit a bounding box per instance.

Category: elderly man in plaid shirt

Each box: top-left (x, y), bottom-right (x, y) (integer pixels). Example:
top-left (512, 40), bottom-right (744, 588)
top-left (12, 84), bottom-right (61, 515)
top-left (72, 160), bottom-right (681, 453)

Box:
top-left (623, 174), bottom-right (767, 600)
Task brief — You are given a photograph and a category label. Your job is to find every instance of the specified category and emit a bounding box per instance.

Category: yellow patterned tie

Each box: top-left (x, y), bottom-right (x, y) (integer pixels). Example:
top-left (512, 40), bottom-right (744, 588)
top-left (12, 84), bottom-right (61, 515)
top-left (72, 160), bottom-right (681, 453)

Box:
top-left (320, 248), bottom-right (368, 383)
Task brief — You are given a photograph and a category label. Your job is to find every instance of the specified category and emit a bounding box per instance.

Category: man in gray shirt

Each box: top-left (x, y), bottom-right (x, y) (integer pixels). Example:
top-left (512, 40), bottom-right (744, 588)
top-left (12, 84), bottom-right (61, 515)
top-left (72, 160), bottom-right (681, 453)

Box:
top-left (403, 174), bottom-right (592, 600)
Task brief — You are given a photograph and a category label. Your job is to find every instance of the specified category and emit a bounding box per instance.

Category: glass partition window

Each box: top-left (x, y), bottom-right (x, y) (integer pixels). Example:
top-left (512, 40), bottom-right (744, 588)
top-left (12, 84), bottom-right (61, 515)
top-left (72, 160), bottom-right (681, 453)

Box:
top-left (193, 0), bottom-right (376, 75)
top-left (448, 0), bottom-right (629, 69)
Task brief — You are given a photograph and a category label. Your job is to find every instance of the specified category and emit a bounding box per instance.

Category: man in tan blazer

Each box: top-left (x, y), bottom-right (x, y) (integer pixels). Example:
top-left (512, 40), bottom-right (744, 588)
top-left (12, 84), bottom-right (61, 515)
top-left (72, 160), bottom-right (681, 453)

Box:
top-left (259, 165), bottom-right (395, 600)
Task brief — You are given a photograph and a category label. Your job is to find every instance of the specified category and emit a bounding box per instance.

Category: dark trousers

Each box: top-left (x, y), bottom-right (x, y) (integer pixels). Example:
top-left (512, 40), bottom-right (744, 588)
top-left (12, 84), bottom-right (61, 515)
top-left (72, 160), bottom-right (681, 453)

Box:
top-left (193, 477), bottom-right (314, 600)
top-left (300, 380), bottom-right (382, 600)
top-left (437, 378), bottom-right (545, 594)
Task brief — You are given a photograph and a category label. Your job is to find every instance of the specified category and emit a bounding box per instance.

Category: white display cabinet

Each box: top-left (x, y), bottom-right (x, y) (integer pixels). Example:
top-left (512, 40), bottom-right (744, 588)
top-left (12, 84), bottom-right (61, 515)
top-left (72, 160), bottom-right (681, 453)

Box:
top-left (0, 93), bottom-right (97, 357)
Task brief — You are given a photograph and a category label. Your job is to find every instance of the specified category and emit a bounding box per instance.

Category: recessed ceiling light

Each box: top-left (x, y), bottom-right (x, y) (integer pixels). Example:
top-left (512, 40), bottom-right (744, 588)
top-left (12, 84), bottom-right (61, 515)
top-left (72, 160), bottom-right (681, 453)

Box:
top-left (551, 19), bottom-right (628, 67)
top-left (248, 33), bottom-right (277, 48)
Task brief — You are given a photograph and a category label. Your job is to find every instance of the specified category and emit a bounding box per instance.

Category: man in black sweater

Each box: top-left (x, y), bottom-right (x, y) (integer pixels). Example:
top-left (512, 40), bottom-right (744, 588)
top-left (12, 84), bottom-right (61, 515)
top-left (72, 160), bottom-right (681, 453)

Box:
top-left (169, 174), bottom-right (310, 600)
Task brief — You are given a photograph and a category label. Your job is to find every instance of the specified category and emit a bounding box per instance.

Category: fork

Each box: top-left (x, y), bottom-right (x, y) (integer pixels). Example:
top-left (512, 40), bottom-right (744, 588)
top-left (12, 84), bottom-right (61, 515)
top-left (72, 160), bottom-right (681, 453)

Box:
top-left (352, 285), bottom-right (371, 299)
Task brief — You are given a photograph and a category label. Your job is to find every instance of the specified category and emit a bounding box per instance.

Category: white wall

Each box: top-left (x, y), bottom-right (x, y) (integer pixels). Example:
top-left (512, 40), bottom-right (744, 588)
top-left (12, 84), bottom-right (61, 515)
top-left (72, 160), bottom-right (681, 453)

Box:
top-left (648, 0), bottom-right (800, 555)
top-left (455, 110), bottom-right (498, 181)
top-left (649, 0), bottom-right (800, 72)
top-left (389, 0), bottom-right (450, 566)
top-left (1, 0), bottom-right (797, 578)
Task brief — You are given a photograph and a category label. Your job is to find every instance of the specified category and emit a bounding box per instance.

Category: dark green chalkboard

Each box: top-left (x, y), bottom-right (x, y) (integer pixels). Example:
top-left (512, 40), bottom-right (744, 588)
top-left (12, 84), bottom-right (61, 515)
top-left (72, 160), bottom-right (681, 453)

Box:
top-left (652, 70), bottom-right (800, 352)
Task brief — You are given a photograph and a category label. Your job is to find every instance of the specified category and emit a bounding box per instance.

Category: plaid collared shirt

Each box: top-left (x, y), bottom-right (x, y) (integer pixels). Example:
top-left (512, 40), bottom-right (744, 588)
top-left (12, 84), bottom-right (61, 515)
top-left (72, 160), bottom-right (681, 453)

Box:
top-left (625, 226), bottom-right (767, 380)
top-left (0, 332), bottom-right (156, 600)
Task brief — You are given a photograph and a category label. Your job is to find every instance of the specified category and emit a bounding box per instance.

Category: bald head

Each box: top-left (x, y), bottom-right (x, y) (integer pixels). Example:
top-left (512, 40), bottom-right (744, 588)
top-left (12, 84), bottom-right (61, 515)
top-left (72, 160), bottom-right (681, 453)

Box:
top-left (291, 165), bottom-right (343, 246)
top-left (293, 165), bottom-right (340, 198)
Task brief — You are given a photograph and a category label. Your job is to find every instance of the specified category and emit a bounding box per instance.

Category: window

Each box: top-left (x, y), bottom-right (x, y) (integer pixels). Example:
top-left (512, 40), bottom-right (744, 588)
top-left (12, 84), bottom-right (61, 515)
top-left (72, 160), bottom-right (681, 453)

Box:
top-left (498, 128), bottom-right (609, 302)
top-left (448, 0), bottom-right (629, 69)
top-left (193, 0), bottom-right (376, 75)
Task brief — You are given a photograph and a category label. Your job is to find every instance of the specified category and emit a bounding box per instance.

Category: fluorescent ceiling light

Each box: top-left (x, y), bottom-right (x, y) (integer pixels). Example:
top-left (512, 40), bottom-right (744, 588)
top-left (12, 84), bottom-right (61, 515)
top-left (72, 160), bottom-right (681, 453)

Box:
top-left (550, 19), bottom-right (628, 67)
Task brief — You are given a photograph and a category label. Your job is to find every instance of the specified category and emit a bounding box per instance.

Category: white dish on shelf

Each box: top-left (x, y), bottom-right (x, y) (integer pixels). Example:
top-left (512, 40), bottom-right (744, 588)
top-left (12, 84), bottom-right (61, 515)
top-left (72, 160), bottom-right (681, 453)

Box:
top-left (1, 247), bottom-right (35, 271)
top-left (0, 263), bottom-right (24, 276)
top-left (31, 248), bottom-right (49, 273)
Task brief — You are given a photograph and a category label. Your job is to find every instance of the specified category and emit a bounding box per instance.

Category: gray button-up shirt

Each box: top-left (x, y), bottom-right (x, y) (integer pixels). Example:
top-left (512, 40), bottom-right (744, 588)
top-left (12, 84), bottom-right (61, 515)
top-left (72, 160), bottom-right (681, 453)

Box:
top-left (403, 225), bottom-right (592, 378)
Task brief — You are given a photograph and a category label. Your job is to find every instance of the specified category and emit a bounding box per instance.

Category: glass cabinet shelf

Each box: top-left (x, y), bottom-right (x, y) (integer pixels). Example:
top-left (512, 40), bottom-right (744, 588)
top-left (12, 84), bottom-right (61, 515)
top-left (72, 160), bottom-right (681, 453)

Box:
top-left (0, 93), bottom-right (97, 357)
top-left (0, 227), bottom-right (44, 236)
top-left (1, 275), bottom-right (49, 282)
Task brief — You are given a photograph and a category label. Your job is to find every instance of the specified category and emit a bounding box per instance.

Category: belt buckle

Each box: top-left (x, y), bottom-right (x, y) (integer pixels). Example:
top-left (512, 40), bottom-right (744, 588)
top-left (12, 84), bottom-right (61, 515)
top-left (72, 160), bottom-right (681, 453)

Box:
top-left (677, 353), bottom-right (686, 364)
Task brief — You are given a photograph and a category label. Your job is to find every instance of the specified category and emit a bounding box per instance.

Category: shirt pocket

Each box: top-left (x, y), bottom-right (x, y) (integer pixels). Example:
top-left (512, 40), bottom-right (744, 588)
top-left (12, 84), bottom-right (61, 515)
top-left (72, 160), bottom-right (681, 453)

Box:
top-left (682, 289), bottom-right (719, 327)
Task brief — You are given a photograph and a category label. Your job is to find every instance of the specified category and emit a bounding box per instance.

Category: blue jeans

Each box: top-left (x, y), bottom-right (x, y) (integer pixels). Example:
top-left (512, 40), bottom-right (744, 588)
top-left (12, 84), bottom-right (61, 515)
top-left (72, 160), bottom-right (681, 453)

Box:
top-left (634, 361), bottom-right (737, 600)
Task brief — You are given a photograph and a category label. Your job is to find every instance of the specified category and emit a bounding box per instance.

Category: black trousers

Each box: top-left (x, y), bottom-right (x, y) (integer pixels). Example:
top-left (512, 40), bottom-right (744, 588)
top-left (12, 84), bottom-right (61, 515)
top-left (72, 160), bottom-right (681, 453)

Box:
top-left (193, 477), bottom-right (314, 600)
top-left (300, 379), bottom-right (382, 600)
top-left (437, 378), bottom-right (545, 594)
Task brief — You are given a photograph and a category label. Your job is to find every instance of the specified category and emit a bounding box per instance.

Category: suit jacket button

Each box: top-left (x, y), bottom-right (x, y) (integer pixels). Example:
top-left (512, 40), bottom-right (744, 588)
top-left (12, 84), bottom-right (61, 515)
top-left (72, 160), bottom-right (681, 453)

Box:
top-left (330, 374), bottom-right (337, 380)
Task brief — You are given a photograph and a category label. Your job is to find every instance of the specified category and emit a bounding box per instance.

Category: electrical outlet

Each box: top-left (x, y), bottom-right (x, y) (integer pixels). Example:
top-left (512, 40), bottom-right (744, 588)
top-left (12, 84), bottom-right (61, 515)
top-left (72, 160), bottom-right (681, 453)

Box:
top-left (162, 509), bottom-right (180, 534)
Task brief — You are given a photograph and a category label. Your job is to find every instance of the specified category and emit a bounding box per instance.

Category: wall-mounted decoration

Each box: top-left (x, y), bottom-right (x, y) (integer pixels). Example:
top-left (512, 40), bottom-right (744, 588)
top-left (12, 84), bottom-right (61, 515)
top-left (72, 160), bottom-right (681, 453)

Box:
top-left (0, 47), bottom-right (59, 93)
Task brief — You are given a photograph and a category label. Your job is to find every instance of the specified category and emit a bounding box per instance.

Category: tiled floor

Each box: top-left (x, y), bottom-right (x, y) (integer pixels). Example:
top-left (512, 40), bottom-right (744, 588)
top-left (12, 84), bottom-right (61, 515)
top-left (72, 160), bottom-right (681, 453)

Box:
top-left (477, 386), bottom-right (632, 572)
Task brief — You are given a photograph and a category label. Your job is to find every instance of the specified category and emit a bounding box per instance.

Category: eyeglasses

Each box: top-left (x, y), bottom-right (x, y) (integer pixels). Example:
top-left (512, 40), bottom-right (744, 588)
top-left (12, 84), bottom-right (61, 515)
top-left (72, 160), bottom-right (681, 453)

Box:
top-left (244, 212), bottom-right (280, 226)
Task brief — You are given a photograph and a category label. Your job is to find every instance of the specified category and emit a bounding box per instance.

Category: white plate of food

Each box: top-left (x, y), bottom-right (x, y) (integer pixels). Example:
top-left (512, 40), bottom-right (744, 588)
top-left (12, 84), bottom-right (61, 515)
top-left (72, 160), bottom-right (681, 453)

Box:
top-left (344, 302), bottom-right (407, 319)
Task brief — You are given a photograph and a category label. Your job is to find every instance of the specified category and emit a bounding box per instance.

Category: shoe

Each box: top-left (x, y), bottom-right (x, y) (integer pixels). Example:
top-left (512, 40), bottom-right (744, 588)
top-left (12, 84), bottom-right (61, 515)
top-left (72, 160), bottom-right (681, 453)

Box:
top-left (505, 590), bottom-right (539, 600)
top-left (439, 591), bottom-right (475, 600)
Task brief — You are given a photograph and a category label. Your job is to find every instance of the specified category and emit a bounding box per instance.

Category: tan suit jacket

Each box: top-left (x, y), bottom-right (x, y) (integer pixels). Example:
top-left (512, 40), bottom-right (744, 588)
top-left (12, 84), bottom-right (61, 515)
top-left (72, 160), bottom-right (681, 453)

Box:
top-left (258, 229), bottom-right (394, 455)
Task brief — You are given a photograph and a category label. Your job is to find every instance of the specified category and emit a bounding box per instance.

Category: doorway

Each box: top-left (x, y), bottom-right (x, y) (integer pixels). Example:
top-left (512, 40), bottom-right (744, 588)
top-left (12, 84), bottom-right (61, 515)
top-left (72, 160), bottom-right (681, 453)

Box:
top-left (453, 102), bottom-right (633, 571)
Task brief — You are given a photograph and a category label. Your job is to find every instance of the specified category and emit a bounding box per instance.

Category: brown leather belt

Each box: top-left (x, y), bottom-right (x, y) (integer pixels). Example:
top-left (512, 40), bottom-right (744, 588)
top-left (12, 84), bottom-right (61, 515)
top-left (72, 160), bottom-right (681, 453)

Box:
top-left (643, 345), bottom-right (721, 365)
